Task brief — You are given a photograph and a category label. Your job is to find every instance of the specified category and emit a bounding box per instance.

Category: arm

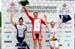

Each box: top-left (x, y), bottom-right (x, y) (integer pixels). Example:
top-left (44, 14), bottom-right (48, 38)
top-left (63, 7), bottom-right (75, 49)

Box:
top-left (57, 21), bottom-right (62, 26)
top-left (23, 6), bottom-right (33, 20)
top-left (44, 15), bottom-right (48, 28)
top-left (44, 15), bottom-right (52, 34)
top-left (41, 19), bottom-right (46, 25)
top-left (57, 15), bottom-right (63, 26)
top-left (10, 10), bottom-right (16, 26)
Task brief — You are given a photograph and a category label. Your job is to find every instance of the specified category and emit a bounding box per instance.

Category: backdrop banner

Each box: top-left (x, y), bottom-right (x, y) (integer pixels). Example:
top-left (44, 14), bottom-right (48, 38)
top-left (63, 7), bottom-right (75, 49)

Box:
top-left (2, 0), bottom-right (74, 49)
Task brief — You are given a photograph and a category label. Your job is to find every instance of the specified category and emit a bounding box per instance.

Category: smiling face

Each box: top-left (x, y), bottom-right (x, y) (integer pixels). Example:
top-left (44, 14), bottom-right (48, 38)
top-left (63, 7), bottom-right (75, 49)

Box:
top-left (18, 17), bottom-right (24, 25)
top-left (33, 11), bottom-right (38, 19)
top-left (50, 21), bottom-right (56, 28)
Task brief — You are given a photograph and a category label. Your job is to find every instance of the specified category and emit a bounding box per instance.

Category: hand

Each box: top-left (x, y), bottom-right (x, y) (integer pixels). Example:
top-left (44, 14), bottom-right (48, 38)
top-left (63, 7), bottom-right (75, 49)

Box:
top-left (44, 14), bottom-right (47, 23)
top-left (10, 9), bottom-right (15, 16)
top-left (45, 24), bottom-right (48, 28)
top-left (58, 21), bottom-right (62, 26)
top-left (23, 39), bottom-right (26, 42)
top-left (44, 14), bottom-right (47, 19)
top-left (22, 6), bottom-right (26, 8)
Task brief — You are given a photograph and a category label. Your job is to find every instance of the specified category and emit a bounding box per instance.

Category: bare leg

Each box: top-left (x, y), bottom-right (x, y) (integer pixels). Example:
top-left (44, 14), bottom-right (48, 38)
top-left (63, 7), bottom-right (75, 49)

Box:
top-left (39, 41), bottom-right (42, 49)
top-left (17, 46), bottom-right (19, 49)
top-left (55, 47), bottom-right (59, 49)
top-left (34, 40), bottom-right (37, 49)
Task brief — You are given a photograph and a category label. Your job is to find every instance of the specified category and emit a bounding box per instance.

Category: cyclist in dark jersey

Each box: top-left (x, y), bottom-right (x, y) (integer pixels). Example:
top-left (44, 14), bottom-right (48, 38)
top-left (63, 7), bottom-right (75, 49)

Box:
top-left (10, 9), bottom-right (29, 49)
top-left (14, 18), bottom-right (27, 43)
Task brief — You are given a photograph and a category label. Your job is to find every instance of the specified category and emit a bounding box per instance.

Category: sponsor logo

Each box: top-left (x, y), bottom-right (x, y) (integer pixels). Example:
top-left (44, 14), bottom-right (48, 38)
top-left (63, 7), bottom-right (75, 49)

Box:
top-left (28, 31), bottom-right (32, 33)
top-left (67, 43), bottom-right (70, 47)
top-left (4, 26), bottom-right (12, 29)
top-left (64, 40), bottom-right (70, 42)
top-left (58, 39), bottom-right (61, 42)
top-left (65, 31), bottom-right (72, 33)
top-left (4, 31), bottom-right (12, 33)
top-left (4, 41), bottom-right (12, 43)
top-left (66, 22), bottom-right (71, 24)
top-left (45, 40), bottom-right (49, 42)
top-left (57, 31), bottom-right (63, 32)
top-left (64, 26), bottom-right (73, 28)
top-left (58, 27), bottom-right (62, 29)
top-left (26, 22), bottom-right (31, 24)
top-left (45, 31), bottom-right (49, 33)
top-left (4, 22), bottom-right (11, 24)
top-left (65, 35), bottom-right (71, 37)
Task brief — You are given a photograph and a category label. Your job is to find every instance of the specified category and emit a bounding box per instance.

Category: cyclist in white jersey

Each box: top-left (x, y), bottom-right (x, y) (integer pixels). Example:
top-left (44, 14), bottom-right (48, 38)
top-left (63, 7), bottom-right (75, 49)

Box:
top-left (44, 15), bottom-right (62, 49)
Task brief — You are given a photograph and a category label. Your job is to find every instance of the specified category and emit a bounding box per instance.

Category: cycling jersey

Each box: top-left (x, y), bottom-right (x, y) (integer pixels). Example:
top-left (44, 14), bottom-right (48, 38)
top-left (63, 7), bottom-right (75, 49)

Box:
top-left (14, 24), bottom-right (27, 42)
top-left (47, 24), bottom-right (58, 37)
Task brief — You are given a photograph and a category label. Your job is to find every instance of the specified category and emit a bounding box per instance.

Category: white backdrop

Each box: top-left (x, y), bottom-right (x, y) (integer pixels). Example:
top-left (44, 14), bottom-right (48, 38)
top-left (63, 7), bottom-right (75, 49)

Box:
top-left (2, 0), bottom-right (74, 49)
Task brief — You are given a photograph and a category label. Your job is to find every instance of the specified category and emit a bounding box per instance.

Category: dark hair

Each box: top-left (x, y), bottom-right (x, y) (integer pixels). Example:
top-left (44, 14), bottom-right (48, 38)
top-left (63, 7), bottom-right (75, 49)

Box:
top-left (19, 17), bottom-right (23, 21)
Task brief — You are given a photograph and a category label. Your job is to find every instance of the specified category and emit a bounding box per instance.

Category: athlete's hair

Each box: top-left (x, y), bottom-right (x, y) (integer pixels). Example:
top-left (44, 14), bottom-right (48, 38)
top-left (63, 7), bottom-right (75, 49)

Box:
top-left (19, 17), bottom-right (24, 21)
top-left (33, 11), bottom-right (38, 14)
top-left (50, 21), bottom-right (54, 24)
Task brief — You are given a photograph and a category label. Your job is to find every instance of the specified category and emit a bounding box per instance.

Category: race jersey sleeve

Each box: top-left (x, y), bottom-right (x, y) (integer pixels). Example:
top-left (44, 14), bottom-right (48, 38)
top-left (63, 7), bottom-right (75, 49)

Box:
top-left (41, 19), bottom-right (46, 25)
top-left (24, 25), bottom-right (27, 31)
top-left (23, 7), bottom-right (34, 20)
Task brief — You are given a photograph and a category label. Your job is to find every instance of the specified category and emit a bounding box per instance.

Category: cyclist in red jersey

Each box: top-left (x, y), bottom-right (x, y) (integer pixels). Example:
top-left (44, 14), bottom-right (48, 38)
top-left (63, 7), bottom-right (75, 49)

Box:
top-left (22, 6), bottom-right (46, 49)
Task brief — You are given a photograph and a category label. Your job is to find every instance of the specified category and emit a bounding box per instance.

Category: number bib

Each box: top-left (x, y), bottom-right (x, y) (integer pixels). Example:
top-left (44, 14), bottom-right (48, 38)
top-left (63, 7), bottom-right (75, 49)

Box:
top-left (34, 19), bottom-right (41, 31)
top-left (18, 30), bottom-right (23, 37)
top-left (17, 25), bottom-right (24, 37)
